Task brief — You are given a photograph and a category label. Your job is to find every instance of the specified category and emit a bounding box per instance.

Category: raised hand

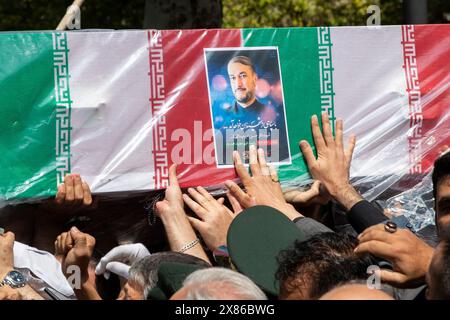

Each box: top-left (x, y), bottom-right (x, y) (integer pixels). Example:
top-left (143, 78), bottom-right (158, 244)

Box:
top-left (355, 224), bottom-right (434, 288)
top-left (225, 145), bottom-right (301, 220)
top-left (56, 174), bottom-right (93, 207)
top-left (299, 113), bottom-right (360, 211)
top-left (283, 180), bottom-right (330, 206)
top-left (154, 164), bottom-right (210, 264)
top-left (60, 227), bottom-right (96, 284)
top-left (183, 187), bottom-right (240, 251)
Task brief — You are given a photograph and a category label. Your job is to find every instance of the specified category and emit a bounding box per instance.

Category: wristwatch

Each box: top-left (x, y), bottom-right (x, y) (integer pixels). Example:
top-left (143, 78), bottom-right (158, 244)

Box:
top-left (0, 270), bottom-right (27, 289)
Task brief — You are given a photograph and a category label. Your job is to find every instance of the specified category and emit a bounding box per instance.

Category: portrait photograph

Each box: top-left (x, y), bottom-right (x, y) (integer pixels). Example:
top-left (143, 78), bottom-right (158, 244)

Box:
top-left (204, 47), bottom-right (291, 168)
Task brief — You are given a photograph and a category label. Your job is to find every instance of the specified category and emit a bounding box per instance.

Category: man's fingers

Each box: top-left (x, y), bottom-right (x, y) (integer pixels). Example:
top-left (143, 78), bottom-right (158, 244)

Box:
top-left (55, 184), bottom-right (66, 204)
top-left (64, 231), bottom-right (73, 249)
top-left (284, 189), bottom-right (311, 204)
top-left (268, 164), bottom-right (279, 183)
top-left (73, 174), bottom-right (84, 202)
top-left (217, 197), bottom-right (225, 205)
top-left (283, 189), bottom-right (298, 203)
top-left (285, 181), bottom-right (321, 204)
top-left (378, 269), bottom-right (408, 287)
top-left (187, 216), bottom-right (206, 233)
top-left (357, 228), bottom-right (394, 245)
top-left (1, 231), bottom-right (15, 245)
top-left (225, 180), bottom-right (254, 208)
top-left (183, 194), bottom-right (207, 219)
top-left (168, 164), bottom-right (179, 187)
top-left (345, 134), bottom-right (356, 163)
top-left (335, 118), bottom-right (344, 149)
top-left (354, 240), bottom-right (394, 261)
top-left (82, 181), bottom-right (93, 206)
top-left (299, 140), bottom-right (317, 168)
top-left (310, 180), bottom-right (321, 193)
top-left (155, 200), bottom-right (169, 215)
top-left (249, 145), bottom-right (261, 177)
top-left (64, 174), bottom-right (75, 202)
top-left (310, 115), bottom-right (326, 151)
top-left (321, 112), bottom-right (334, 146)
top-left (197, 186), bottom-right (223, 211)
top-left (257, 148), bottom-right (268, 166)
top-left (196, 186), bottom-right (215, 202)
top-left (357, 224), bottom-right (385, 239)
top-left (227, 192), bottom-right (243, 214)
top-left (257, 148), bottom-right (270, 177)
top-left (187, 187), bottom-right (209, 208)
top-left (59, 232), bottom-right (67, 251)
top-left (233, 151), bottom-right (251, 184)
top-left (70, 227), bottom-right (87, 247)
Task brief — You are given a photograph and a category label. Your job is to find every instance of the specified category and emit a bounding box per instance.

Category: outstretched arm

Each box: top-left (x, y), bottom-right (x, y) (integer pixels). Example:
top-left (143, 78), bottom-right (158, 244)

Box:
top-left (155, 164), bottom-right (211, 264)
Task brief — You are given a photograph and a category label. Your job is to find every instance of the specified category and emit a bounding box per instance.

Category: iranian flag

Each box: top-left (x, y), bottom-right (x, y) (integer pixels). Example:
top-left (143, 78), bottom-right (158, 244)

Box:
top-left (0, 25), bottom-right (449, 202)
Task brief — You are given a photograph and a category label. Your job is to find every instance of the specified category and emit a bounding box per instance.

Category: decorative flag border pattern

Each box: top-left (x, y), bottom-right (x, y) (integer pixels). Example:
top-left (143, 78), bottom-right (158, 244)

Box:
top-left (148, 30), bottom-right (169, 189)
top-left (52, 32), bottom-right (72, 185)
top-left (401, 25), bottom-right (423, 174)
top-left (32, 25), bottom-right (444, 198)
top-left (318, 27), bottom-right (336, 131)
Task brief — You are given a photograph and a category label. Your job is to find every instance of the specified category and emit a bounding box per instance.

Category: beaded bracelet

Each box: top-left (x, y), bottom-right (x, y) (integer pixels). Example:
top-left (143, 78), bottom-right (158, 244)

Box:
top-left (178, 238), bottom-right (200, 253)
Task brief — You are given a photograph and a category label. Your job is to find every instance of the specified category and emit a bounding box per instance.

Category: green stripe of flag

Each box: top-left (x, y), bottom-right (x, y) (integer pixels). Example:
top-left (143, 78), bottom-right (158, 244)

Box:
top-left (243, 27), bottom-right (333, 182)
top-left (0, 33), bottom-right (57, 200)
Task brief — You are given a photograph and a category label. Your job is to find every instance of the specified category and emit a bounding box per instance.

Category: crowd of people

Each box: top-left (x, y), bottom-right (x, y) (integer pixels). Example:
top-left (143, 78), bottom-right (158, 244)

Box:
top-left (1, 112), bottom-right (449, 300)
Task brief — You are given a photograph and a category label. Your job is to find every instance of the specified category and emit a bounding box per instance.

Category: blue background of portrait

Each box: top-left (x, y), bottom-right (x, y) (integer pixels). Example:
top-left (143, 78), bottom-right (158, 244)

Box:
top-left (204, 48), bottom-right (285, 130)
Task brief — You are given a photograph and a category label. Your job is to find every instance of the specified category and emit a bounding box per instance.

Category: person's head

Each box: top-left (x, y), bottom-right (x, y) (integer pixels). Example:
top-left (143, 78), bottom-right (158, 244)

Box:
top-left (88, 259), bottom-right (121, 300)
top-left (319, 282), bottom-right (394, 300)
top-left (170, 267), bottom-right (267, 300)
top-left (426, 237), bottom-right (450, 300)
top-left (227, 56), bottom-right (257, 107)
top-left (433, 151), bottom-right (450, 233)
top-left (276, 232), bottom-right (376, 300)
top-left (119, 252), bottom-right (210, 300)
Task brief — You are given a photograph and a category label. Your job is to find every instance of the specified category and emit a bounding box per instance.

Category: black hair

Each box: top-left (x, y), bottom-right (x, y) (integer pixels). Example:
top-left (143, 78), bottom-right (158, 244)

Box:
top-left (432, 151), bottom-right (450, 200)
top-left (276, 232), bottom-right (376, 300)
top-left (95, 271), bottom-right (121, 300)
top-left (89, 257), bottom-right (121, 300)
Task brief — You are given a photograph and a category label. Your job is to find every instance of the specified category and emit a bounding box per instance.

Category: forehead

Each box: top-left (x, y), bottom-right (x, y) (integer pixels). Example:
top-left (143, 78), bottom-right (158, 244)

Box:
top-left (227, 62), bottom-right (253, 74)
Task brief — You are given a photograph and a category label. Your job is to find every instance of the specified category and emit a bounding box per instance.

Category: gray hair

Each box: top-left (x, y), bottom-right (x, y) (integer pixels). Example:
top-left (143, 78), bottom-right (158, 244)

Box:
top-left (128, 252), bottom-right (210, 299)
top-left (182, 267), bottom-right (267, 300)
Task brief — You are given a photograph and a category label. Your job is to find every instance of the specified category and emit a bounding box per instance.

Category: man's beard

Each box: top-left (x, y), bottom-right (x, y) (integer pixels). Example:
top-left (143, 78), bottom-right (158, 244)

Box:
top-left (235, 90), bottom-right (253, 104)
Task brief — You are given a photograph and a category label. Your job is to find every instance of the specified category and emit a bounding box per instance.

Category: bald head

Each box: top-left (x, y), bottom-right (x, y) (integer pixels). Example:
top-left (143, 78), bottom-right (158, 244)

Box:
top-left (320, 284), bottom-right (394, 300)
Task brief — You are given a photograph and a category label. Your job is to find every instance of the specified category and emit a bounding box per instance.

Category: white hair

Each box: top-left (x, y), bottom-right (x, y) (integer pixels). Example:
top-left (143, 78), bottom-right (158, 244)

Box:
top-left (182, 267), bottom-right (267, 300)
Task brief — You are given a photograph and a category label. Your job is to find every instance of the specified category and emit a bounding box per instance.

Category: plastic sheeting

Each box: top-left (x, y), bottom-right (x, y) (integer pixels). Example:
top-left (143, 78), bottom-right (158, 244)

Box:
top-left (0, 26), bottom-right (449, 232)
